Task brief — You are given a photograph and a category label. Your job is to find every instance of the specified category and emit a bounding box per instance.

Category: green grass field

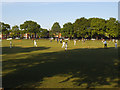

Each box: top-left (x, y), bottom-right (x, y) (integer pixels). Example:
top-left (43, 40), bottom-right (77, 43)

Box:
top-left (2, 39), bottom-right (119, 88)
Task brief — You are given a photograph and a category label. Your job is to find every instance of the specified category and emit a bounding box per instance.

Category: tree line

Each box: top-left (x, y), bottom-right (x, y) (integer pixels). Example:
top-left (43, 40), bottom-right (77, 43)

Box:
top-left (0, 17), bottom-right (120, 39)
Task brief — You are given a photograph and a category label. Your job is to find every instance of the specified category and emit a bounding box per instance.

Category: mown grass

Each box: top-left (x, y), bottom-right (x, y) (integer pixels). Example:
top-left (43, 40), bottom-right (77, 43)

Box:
top-left (2, 39), bottom-right (119, 88)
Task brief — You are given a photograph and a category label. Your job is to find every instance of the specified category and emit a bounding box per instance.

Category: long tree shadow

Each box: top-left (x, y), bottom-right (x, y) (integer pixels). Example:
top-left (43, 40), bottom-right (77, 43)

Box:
top-left (2, 47), bottom-right (119, 88)
top-left (2, 47), bottom-right (51, 54)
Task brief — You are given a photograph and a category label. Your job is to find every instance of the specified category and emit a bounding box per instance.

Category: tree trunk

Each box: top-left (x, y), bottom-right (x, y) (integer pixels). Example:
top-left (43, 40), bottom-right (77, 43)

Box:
top-left (96, 36), bottom-right (98, 40)
top-left (6, 34), bottom-right (7, 39)
top-left (35, 32), bottom-right (36, 39)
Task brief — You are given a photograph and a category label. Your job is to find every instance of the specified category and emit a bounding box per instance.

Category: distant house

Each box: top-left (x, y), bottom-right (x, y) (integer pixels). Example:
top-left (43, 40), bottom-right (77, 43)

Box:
top-left (24, 33), bottom-right (29, 39)
top-left (54, 33), bottom-right (61, 38)
top-left (24, 33), bottom-right (39, 39)
top-left (58, 33), bottom-right (61, 38)
top-left (0, 34), bottom-right (9, 39)
top-left (0, 34), bottom-right (2, 39)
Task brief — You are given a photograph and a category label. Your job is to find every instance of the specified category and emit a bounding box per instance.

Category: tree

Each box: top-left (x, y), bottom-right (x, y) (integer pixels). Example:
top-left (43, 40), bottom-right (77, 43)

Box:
top-left (73, 17), bottom-right (89, 38)
top-left (50, 22), bottom-right (61, 37)
top-left (0, 22), bottom-right (10, 38)
top-left (61, 22), bottom-right (74, 39)
top-left (118, 21), bottom-right (120, 39)
top-left (89, 18), bottom-right (106, 39)
top-left (39, 28), bottom-right (49, 38)
top-left (0, 22), bottom-right (10, 35)
top-left (11, 25), bottom-right (20, 38)
top-left (106, 18), bottom-right (118, 39)
top-left (20, 20), bottom-right (41, 38)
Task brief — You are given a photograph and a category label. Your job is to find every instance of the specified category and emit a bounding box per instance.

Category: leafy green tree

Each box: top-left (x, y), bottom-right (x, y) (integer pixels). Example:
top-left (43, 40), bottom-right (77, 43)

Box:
top-left (61, 22), bottom-right (74, 39)
top-left (49, 30), bottom-right (54, 37)
top-left (20, 24), bottom-right (28, 39)
top-left (106, 18), bottom-right (118, 39)
top-left (0, 22), bottom-right (10, 35)
top-left (20, 20), bottom-right (40, 38)
top-left (50, 22), bottom-right (61, 37)
top-left (0, 22), bottom-right (10, 38)
top-left (11, 25), bottom-right (20, 38)
top-left (39, 28), bottom-right (49, 38)
top-left (89, 18), bottom-right (106, 39)
top-left (118, 21), bottom-right (120, 39)
top-left (73, 17), bottom-right (89, 38)
top-left (1, 17), bottom-right (119, 39)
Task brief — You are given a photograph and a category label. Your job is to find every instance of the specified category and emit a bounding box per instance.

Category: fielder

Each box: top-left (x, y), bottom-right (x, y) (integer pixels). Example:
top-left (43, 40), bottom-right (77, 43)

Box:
top-left (74, 40), bottom-right (76, 45)
top-left (10, 41), bottom-right (12, 48)
top-left (104, 40), bottom-right (107, 48)
top-left (115, 41), bottom-right (117, 48)
top-left (34, 40), bottom-right (37, 47)
top-left (65, 42), bottom-right (68, 51)
top-left (62, 41), bottom-right (65, 48)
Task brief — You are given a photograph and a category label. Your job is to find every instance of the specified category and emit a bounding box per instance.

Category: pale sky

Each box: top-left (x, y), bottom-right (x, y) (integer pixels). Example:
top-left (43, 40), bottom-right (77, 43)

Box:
top-left (1, 1), bottom-right (119, 29)
top-left (1, 0), bottom-right (120, 2)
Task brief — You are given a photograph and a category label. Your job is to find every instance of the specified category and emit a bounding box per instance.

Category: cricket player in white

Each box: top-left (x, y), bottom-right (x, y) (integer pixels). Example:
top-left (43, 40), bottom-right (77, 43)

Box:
top-left (62, 41), bottom-right (65, 48)
top-left (115, 41), bottom-right (117, 48)
top-left (34, 40), bottom-right (37, 47)
top-left (65, 42), bottom-right (68, 51)
top-left (10, 41), bottom-right (12, 48)
top-left (74, 40), bottom-right (76, 45)
top-left (104, 40), bottom-right (107, 48)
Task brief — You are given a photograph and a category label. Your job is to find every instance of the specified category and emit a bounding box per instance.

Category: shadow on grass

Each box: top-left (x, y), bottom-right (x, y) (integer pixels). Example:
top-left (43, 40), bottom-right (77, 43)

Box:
top-left (2, 47), bottom-right (119, 88)
top-left (2, 47), bottom-right (51, 54)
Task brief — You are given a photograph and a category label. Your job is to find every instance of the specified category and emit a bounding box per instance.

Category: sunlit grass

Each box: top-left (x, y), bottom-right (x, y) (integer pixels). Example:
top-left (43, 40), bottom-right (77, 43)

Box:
top-left (2, 39), bottom-right (119, 88)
